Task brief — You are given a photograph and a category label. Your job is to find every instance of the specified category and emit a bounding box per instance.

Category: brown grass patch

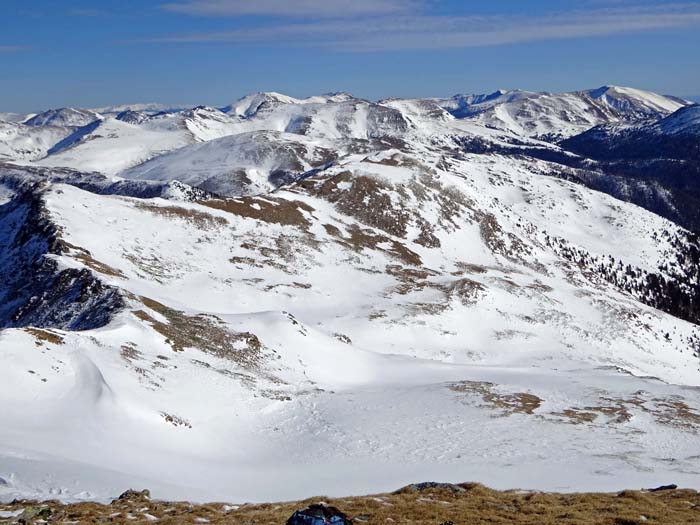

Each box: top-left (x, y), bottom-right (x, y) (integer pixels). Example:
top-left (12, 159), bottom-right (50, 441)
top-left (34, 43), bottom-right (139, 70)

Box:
top-left (264, 281), bottom-right (312, 292)
top-left (55, 238), bottom-right (126, 278)
top-left (302, 171), bottom-right (411, 238)
top-left (161, 412), bottom-right (192, 429)
top-left (528, 280), bottom-right (554, 293)
top-left (120, 342), bottom-right (141, 362)
top-left (3, 483), bottom-right (699, 524)
top-left (475, 211), bottom-right (541, 272)
top-left (24, 327), bottom-right (64, 346)
top-left (123, 252), bottom-right (176, 283)
top-left (650, 398), bottom-right (700, 429)
top-left (450, 381), bottom-right (542, 415)
top-left (299, 168), bottom-right (472, 252)
top-left (554, 394), bottom-right (700, 429)
top-left (133, 297), bottom-right (283, 387)
top-left (326, 224), bottom-right (422, 267)
top-left (236, 232), bottom-right (320, 274)
top-left (136, 202), bottom-right (228, 229)
top-left (554, 409), bottom-right (599, 424)
top-left (200, 196), bottom-right (314, 228)
top-left (439, 278), bottom-right (485, 306)
top-left (72, 252), bottom-right (126, 278)
top-left (454, 262), bottom-right (489, 274)
top-left (368, 310), bottom-right (388, 320)
top-left (386, 265), bottom-right (485, 311)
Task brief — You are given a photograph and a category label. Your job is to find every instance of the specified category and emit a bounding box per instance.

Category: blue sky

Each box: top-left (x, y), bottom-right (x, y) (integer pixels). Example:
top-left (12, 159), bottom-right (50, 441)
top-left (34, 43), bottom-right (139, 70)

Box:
top-left (1, 0), bottom-right (699, 112)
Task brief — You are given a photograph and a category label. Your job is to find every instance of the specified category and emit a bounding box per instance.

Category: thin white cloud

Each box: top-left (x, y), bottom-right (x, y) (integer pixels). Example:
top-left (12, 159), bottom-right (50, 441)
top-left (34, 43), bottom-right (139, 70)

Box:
top-left (161, 0), bottom-right (419, 17)
top-left (69, 8), bottom-right (105, 17)
top-left (144, 3), bottom-right (700, 51)
top-left (0, 45), bottom-right (29, 53)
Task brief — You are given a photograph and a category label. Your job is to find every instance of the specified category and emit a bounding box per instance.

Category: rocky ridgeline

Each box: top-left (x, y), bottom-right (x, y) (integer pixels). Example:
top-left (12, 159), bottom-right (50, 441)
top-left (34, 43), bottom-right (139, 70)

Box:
top-left (0, 184), bottom-right (124, 330)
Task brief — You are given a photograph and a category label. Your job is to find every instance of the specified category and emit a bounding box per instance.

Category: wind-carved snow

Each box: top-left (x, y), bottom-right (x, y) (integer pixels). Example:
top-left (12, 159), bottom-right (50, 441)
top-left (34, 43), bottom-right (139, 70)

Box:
top-left (0, 85), bottom-right (699, 503)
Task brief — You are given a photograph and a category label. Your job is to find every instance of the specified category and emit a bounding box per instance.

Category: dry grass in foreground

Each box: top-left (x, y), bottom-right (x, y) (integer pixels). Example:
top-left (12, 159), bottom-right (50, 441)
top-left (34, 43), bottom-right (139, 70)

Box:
top-left (1, 482), bottom-right (699, 524)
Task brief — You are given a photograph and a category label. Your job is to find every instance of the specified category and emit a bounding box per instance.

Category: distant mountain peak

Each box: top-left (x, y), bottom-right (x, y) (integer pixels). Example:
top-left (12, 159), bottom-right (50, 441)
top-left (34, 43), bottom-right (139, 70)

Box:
top-left (585, 85), bottom-right (687, 116)
top-left (92, 102), bottom-right (183, 115)
top-left (656, 103), bottom-right (700, 134)
top-left (24, 107), bottom-right (101, 128)
top-left (221, 91), bottom-right (300, 118)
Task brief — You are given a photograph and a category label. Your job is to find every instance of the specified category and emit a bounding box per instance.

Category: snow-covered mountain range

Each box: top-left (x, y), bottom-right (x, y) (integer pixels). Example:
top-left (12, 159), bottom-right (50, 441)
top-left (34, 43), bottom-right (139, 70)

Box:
top-left (1, 86), bottom-right (700, 503)
top-left (429, 85), bottom-right (687, 140)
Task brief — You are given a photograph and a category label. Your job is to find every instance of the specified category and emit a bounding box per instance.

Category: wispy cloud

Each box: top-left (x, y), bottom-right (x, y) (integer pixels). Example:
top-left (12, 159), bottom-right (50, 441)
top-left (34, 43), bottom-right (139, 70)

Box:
top-left (160, 0), bottom-right (419, 18)
top-left (143, 3), bottom-right (700, 51)
top-left (0, 45), bottom-right (30, 53)
top-left (69, 8), bottom-right (105, 17)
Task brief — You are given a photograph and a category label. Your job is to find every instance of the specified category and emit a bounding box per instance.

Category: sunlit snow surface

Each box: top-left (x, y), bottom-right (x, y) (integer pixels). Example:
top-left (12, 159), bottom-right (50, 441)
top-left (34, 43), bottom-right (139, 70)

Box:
top-left (0, 86), bottom-right (699, 503)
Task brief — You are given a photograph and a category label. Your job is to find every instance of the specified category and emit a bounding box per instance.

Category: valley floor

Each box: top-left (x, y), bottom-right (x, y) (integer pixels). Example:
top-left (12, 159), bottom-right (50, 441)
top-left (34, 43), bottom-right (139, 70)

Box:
top-left (1, 482), bottom-right (698, 524)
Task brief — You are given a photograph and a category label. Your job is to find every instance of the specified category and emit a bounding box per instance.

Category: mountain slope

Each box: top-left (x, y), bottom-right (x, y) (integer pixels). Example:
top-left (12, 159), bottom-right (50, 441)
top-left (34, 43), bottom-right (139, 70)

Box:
top-left (559, 104), bottom-right (700, 232)
top-left (0, 120), bottom-right (74, 162)
top-left (562, 104), bottom-right (700, 160)
top-left (34, 118), bottom-right (193, 175)
top-left (3, 140), bottom-right (700, 501)
top-left (1, 86), bottom-right (700, 503)
top-left (31, 107), bottom-right (249, 175)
